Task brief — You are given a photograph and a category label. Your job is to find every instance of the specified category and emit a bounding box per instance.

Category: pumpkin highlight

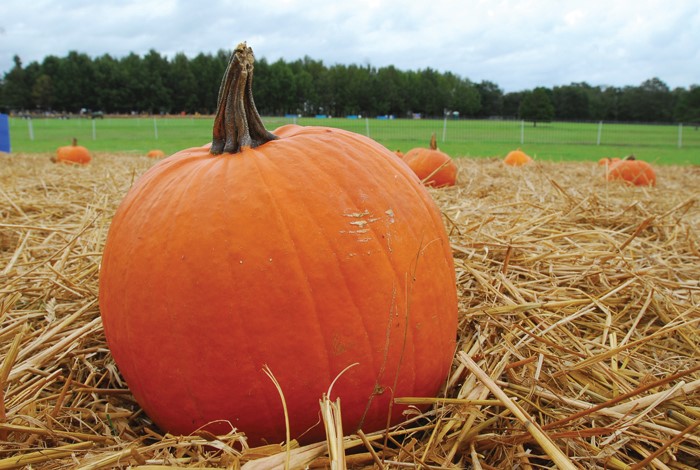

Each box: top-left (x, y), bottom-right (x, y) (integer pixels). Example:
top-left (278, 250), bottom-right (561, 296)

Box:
top-left (99, 43), bottom-right (458, 446)
top-left (53, 138), bottom-right (91, 165)
top-left (402, 134), bottom-right (457, 187)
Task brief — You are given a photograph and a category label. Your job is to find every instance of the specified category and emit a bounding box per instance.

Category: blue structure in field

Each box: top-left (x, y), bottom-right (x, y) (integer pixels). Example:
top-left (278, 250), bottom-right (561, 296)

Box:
top-left (0, 114), bottom-right (9, 152)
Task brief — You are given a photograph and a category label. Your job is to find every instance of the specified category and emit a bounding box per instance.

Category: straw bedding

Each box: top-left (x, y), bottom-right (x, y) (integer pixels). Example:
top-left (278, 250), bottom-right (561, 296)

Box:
top-left (0, 152), bottom-right (698, 469)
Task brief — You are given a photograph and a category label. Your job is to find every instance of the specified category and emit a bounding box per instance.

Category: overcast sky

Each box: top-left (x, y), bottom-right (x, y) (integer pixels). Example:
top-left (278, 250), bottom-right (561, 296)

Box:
top-left (1, 0), bottom-right (698, 93)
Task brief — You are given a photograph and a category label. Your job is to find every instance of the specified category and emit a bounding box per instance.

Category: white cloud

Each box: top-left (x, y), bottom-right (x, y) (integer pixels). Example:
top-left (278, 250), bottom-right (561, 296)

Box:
top-left (0, 0), bottom-right (698, 92)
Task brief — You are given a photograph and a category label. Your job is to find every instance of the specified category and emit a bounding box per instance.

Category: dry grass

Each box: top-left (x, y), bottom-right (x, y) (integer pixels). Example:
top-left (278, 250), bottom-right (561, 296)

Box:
top-left (1, 152), bottom-right (699, 469)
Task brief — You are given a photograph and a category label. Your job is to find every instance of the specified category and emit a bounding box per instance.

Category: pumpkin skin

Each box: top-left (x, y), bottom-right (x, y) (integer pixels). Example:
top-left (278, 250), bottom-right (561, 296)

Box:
top-left (606, 158), bottom-right (656, 186)
top-left (53, 138), bottom-right (91, 165)
top-left (503, 149), bottom-right (532, 166)
top-left (99, 44), bottom-right (457, 446)
top-left (146, 149), bottom-right (165, 158)
top-left (403, 135), bottom-right (457, 187)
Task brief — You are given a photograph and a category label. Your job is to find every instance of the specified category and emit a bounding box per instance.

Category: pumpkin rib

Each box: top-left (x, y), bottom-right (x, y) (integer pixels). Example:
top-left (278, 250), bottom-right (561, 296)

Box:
top-left (233, 153), bottom-right (334, 429)
top-left (256, 135), bottom-right (416, 398)
top-left (250, 143), bottom-right (407, 432)
top-left (247, 149), bottom-right (342, 393)
top-left (255, 132), bottom-right (441, 428)
top-left (134, 157), bottom-right (227, 428)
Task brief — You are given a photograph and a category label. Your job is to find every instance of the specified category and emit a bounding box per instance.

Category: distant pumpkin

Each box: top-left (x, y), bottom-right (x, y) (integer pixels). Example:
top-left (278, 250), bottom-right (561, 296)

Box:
top-left (599, 157), bottom-right (621, 165)
top-left (52, 138), bottom-right (91, 165)
top-left (147, 149), bottom-right (166, 159)
top-left (394, 149), bottom-right (404, 159)
top-left (504, 149), bottom-right (532, 166)
top-left (403, 134), bottom-right (457, 187)
top-left (606, 155), bottom-right (656, 186)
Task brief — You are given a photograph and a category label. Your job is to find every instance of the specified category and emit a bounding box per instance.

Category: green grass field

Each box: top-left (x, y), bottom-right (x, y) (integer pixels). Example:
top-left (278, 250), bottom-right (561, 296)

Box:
top-left (6, 116), bottom-right (700, 165)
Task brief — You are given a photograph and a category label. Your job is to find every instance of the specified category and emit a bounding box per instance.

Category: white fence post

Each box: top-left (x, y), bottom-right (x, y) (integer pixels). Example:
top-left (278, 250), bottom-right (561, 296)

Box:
top-left (365, 117), bottom-right (370, 137)
top-left (597, 121), bottom-right (603, 145)
top-left (442, 115), bottom-right (448, 142)
top-left (28, 118), bottom-right (34, 141)
top-left (678, 123), bottom-right (683, 148)
top-left (92, 119), bottom-right (97, 140)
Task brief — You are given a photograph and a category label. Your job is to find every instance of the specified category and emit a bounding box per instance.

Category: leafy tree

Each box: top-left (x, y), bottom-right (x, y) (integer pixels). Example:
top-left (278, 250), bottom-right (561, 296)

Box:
top-left (502, 92), bottom-right (523, 118)
top-left (52, 51), bottom-right (97, 112)
top-left (451, 79), bottom-right (481, 117)
top-left (169, 53), bottom-right (198, 113)
top-left (475, 81), bottom-right (503, 117)
top-left (1, 47), bottom-right (695, 123)
top-left (673, 85), bottom-right (700, 123)
top-left (2, 56), bottom-right (33, 110)
top-left (618, 78), bottom-right (673, 122)
top-left (190, 51), bottom-right (228, 114)
top-left (552, 84), bottom-right (590, 119)
top-left (31, 74), bottom-right (53, 110)
top-left (93, 54), bottom-right (129, 113)
top-left (598, 86), bottom-right (622, 121)
top-left (519, 87), bottom-right (554, 125)
top-left (142, 50), bottom-right (171, 114)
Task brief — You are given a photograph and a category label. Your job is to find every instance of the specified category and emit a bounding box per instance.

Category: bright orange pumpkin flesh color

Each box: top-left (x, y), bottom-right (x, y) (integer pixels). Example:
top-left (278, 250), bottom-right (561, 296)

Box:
top-left (402, 135), bottom-right (457, 187)
top-left (606, 158), bottom-right (656, 186)
top-left (98, 43), bottom-right (458, 445)
top-left (146, 149), bottom-right (165, 158)
top-left (54, 138), bottom-right (92, 165)
top-left (503, 149), bottom-right (532, 166)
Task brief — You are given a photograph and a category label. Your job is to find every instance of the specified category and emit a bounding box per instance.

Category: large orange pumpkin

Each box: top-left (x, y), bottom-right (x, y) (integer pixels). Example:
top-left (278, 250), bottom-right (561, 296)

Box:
top-left (402, 134), bottom-right (457, 187)
top-left (52, 138), bottom-right (91, 165)
top-left (606, 156), bottom-right (656, 186)
top-left (503, 149), bottom-right (532, 166)
top-left (99, 43), bottom-right (458, 445)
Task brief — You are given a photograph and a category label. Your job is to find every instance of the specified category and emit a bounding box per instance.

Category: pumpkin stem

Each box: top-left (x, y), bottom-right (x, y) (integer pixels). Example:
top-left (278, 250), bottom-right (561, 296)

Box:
top-left (430, 133), bottom-right (437, 150)
top-left (211, 42), bottom-right (278, 155)
top-left (72, 137), bottom-right (78, 147)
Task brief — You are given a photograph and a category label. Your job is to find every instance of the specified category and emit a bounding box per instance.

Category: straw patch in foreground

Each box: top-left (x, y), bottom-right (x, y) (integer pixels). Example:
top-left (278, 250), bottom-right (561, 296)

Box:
top-left (0, 153), bottom-right (698, 469)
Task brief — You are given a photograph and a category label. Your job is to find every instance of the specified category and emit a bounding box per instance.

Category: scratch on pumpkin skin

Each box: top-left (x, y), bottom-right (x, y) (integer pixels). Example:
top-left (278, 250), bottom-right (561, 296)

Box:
top-left (343, 210), bottom-right (370, 218)
top-left (341, 210), bottom-right (395, 248)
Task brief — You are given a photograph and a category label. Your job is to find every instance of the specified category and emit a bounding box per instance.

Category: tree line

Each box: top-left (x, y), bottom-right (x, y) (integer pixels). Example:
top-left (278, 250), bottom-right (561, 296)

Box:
top-left (1, 48), bottom-right (699, 123)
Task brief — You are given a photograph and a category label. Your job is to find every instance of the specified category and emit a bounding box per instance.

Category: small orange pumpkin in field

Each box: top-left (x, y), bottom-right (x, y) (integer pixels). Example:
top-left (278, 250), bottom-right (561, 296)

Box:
top-left (394, 149), bottom-right (404, 159)
top-left (606, 155), bottom-right (656, 186)
top-left (598, 157), bottom-right (621, 166)
top-left (52, 138), bottom-right (91, 165)
top-left (99, 42), bottom-right (457, 446)
top-left (147, 149), bottom-right (165, 158)
top-left (504, 148), bottom-right (532, 166)
top-left (403, 134), bottom-right (457, 187)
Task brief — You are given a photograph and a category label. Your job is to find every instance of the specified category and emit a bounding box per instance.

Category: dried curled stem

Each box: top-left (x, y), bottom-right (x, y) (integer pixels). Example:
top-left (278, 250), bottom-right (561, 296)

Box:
top-left (210, 42), bottom-right (278, 155)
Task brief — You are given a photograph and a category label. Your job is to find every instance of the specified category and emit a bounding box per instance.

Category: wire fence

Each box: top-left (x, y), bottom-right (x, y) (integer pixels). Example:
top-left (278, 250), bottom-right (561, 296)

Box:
top-left (273, 116), bottom-right (700, 149)
top-left (7, 115), bottom-right (700, 156)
